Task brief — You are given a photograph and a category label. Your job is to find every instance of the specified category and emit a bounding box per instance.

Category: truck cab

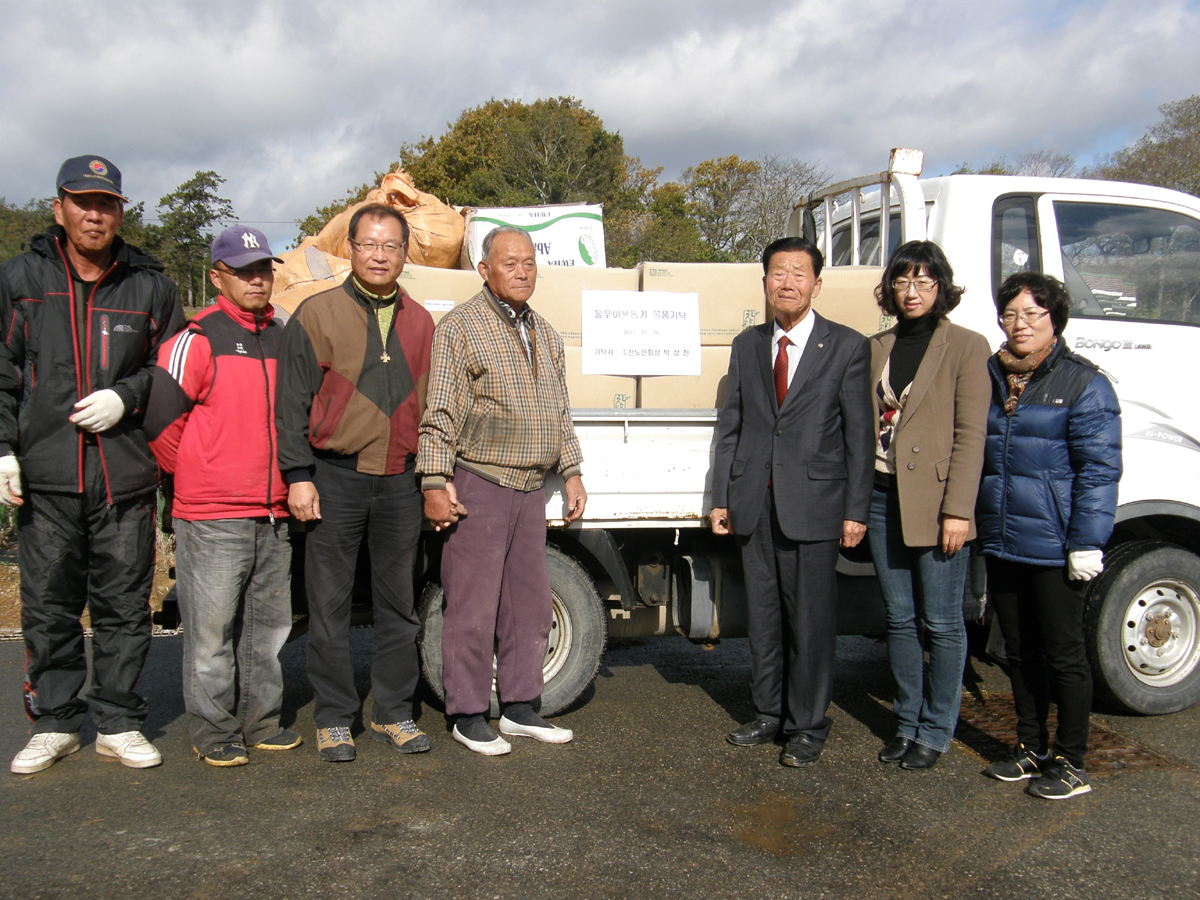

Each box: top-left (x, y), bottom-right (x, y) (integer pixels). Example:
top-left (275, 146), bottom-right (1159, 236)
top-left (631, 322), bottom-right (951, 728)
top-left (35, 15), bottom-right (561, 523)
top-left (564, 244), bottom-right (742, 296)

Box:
top-left (788, 150), bottom-right (1200, 715)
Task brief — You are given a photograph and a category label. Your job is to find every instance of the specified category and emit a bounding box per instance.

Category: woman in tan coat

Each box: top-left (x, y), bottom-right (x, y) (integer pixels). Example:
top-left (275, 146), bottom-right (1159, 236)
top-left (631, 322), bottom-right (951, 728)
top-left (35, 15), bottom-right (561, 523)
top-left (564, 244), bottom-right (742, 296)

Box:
top-left (867, 241), bottom-right (991, 770)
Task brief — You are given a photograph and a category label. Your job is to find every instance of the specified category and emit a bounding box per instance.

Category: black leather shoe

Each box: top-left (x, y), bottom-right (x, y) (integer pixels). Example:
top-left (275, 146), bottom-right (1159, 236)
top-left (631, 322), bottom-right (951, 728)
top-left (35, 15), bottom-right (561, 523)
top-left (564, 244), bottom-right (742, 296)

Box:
top-left (780, 733), bottom-right (823, 767)
top-left (727, 717), bottom-right (780, 746)
top-left (878, 736), bottom-right (914, 764)
top-left (900, 743), bottom-right (941, 770)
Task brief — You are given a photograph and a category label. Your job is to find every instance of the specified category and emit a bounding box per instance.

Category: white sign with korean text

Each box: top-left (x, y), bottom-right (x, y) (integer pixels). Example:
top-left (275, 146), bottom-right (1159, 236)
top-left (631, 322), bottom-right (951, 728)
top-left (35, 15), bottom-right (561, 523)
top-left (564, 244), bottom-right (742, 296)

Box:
top-left (581, 290), bottom-right (701, 376)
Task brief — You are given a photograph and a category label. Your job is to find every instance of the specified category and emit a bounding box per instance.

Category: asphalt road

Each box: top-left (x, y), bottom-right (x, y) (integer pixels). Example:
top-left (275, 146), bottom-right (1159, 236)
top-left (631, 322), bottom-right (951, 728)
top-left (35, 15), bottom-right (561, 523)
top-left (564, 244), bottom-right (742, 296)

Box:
top-left (1, 632), bottom-right (1197, 900)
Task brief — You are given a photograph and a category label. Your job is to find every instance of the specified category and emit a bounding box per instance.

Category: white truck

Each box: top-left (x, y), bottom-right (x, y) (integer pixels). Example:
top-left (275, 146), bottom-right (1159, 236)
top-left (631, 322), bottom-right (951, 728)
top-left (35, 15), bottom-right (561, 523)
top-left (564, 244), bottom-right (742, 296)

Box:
top-left (410, 149), bottom-right (1200, 719)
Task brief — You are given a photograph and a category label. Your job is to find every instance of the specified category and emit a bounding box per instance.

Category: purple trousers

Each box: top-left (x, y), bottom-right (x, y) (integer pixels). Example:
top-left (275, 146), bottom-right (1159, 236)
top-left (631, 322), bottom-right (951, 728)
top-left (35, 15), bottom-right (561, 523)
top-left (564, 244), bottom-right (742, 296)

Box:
top-left (441, 468), bottom-right (552, 716)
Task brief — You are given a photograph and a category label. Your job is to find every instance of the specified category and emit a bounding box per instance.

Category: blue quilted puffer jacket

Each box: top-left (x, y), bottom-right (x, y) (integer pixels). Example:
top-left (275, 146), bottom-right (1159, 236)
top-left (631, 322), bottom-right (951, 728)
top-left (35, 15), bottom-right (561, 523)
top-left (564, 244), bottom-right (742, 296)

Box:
top-left (975, 340), bottom-right (1122, 566)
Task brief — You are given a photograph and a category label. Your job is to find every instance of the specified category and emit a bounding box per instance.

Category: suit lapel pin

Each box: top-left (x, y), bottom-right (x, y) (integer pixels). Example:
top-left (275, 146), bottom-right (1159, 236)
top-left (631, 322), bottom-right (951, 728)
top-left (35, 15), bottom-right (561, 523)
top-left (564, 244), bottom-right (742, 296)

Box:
top-left (817, 343), bottom-right (824, 348)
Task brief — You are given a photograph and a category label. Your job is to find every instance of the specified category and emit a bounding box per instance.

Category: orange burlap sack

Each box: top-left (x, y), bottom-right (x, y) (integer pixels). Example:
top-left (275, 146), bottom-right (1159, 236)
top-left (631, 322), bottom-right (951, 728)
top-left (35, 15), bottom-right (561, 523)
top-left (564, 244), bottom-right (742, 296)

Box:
top-left (312, 169), bottom-right (466, 268)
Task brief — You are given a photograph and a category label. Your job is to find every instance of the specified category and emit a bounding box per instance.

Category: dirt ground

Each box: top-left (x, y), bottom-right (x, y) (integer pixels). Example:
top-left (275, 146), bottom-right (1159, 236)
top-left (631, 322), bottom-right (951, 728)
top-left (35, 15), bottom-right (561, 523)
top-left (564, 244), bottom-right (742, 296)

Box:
top-left (0, 533), bottom-right (176, 633)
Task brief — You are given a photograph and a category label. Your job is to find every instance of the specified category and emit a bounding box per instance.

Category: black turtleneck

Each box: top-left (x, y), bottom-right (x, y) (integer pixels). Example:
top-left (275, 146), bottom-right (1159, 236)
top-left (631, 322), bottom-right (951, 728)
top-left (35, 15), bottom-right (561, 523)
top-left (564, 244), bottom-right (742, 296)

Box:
top-left (888, 313), bottom-right (939, 395)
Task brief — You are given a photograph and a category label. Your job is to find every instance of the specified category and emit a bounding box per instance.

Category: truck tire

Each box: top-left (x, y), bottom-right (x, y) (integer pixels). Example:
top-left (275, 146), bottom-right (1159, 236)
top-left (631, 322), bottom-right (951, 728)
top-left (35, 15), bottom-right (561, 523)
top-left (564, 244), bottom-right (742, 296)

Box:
top-left (417, 543), bottom-right (608, 717)
top-left (1085, 541), bottom-right (1200, 715)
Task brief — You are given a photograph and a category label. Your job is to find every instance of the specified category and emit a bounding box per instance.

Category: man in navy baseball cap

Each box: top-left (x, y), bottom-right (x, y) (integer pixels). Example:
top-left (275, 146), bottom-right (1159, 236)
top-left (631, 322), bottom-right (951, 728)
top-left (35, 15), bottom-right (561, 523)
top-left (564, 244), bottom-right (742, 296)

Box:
top-left (55, 155), bottom-right (128, 201)
top-left (210, 226), bottom-right (283, 270)
top-left (142, 222), bottom-right (298, 767)
top-left (3, 155), bottom-right (185, 775)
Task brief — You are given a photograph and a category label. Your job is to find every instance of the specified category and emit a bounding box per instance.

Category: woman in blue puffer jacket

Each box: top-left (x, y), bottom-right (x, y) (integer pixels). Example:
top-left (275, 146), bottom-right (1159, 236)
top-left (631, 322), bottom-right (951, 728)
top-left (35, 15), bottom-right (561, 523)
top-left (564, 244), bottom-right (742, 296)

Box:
top-left (976, 272), bottom-right (1121, 801)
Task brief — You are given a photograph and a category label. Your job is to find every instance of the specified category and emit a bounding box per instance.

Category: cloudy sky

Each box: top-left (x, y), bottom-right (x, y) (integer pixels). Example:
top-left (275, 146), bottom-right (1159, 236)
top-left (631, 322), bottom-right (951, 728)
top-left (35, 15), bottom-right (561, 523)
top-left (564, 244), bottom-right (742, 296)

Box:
top-left (2, 0), bottom-right (1198, 252)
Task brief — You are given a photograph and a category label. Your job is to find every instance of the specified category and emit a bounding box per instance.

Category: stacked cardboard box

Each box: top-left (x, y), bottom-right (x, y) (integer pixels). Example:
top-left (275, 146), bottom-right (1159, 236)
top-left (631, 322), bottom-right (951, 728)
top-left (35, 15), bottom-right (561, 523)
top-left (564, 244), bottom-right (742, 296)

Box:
top-left (564, 347), bottom-right (636, 410)
top-left (398, 264), bottom-right (483, 324)
top-left (638, 347), bottom-right (731, 410)
top-left (639, 262), bottom-right (766, 345)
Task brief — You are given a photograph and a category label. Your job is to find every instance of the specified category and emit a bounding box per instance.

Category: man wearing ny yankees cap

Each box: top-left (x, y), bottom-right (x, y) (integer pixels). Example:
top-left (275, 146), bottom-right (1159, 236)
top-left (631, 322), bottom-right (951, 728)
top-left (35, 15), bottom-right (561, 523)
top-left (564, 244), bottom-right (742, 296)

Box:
top-left (1, 155), bottom-right (184, 774)
top-left (145, 225), bottom-right (298, 767)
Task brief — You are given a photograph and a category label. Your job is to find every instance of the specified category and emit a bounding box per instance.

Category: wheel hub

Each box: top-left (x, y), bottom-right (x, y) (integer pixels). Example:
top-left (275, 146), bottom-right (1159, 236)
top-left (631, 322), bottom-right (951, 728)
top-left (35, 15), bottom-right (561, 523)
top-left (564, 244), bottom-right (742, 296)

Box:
top-left (1145, 615), bottom-right (1173, 648)
top-left (1122, 579), bottom-right (1200, 687)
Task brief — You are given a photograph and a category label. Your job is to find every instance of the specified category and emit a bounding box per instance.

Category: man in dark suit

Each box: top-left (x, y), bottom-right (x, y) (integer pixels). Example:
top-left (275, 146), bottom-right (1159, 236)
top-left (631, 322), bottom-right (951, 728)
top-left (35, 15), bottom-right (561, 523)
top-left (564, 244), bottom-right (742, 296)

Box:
top-left (710, 236), bottom-right (873, 767)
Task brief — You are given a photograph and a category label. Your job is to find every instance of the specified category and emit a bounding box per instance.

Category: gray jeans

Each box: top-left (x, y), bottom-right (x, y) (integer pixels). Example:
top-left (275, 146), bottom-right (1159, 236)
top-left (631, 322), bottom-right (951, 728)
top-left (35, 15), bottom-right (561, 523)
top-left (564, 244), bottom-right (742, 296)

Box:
top-left (174, 518), bottom-right (293, 755)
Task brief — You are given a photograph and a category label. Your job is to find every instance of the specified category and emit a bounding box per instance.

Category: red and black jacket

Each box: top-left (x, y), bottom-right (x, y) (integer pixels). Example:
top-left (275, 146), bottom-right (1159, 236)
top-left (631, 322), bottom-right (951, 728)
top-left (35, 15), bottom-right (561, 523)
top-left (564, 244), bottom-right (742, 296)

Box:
top-left (0, 227), bottom-right (185, 502)
top-left (145, 296), bottom-right (288, 521)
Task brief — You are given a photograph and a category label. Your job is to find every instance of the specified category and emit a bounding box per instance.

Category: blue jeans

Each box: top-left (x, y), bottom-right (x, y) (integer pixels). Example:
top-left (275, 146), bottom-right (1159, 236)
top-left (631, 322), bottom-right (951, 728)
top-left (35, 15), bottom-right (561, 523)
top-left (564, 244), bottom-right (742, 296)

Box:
top-left (174, 517), bottom-right (293, 755)
top-left (867, 489), bottom-right (968, 753)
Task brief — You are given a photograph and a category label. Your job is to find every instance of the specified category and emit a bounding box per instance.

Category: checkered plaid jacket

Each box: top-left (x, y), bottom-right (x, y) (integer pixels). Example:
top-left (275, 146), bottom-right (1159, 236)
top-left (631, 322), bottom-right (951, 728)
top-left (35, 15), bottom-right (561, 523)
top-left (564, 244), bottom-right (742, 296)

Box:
top-left (417, 288), bottom-right (582, 492)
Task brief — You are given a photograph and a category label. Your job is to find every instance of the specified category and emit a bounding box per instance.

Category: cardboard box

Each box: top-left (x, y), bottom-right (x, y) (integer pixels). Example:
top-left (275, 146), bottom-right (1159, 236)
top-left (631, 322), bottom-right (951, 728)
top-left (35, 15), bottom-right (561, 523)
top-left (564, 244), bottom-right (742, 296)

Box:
top-left (639, 262), bottom-right (766, 345)
top-left (765, 265), bottom-right (893, 337)
top-left (398, 264), bottom-right (484, 324)
top-left (530, 266), bottom-right (640, 346)
top-left (564, 347), bottom-right (636, 409)
top-left (638, 346), bottom-right (731, 410)
top-left (464, 204), bottom-right (606, 269)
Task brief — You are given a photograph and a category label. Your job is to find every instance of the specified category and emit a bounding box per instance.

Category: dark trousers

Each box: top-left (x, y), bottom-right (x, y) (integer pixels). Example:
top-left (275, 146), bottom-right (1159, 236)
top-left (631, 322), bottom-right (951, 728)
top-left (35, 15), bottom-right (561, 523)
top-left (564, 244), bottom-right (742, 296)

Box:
top-left (738, 489), bottom-right (839, 740)
top-left (304, 459), bottom-right (423, 727)
top-left (440, 468), bottom-right (551, 717)
top-left (18, 446), bottom-right (156, 735)
top-left (986, 556), bottom-right (1092, 768)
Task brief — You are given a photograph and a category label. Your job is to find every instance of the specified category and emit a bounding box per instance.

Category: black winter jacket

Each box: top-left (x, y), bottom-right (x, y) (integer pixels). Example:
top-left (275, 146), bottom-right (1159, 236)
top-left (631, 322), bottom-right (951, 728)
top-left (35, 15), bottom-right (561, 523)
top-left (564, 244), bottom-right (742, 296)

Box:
top-left (975, 340), bottom-right (1122, 566)
top-left (0, 227), bottom-right (185, 502)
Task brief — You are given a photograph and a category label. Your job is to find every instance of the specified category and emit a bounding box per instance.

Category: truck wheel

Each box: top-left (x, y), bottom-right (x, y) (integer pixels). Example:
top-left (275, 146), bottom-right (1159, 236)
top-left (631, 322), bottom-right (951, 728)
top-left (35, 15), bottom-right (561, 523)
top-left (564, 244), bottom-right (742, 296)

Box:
top-left (1085, 541), bottom-right (1200, 715)
top-left (417, 544), bottom-right (608, 718)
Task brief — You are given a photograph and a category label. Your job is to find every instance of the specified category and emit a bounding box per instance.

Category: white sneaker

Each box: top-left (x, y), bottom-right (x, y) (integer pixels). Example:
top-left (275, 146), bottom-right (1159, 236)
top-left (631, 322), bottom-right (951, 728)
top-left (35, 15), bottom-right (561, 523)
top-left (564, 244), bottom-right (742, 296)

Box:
top-left (498, 715), bottom-right (574, 744)
top-left (451, 723), bottom-right (512, 756)
top-left (10, 732), bottom-right (81, 774)
top-left (95, 731), bottom-right (162, 769)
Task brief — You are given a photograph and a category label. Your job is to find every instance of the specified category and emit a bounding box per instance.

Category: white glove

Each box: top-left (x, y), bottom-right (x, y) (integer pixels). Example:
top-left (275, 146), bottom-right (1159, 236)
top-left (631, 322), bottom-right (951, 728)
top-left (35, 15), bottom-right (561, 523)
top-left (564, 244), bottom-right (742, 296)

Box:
top-left (1067, 549), bottom-right (1104, 581)
top-left (70, 389), bottom-right (126, 433)
top-left (0, 454), bottom-right (22, 507)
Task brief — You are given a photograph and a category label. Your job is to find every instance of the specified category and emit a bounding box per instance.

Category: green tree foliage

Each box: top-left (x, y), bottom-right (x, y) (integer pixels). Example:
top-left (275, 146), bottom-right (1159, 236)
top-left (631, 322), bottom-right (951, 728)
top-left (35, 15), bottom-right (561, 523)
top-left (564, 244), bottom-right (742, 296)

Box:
top-left (1090, 95), bottom-right (1200, 197)
top-left (156, 171), bottom-right (235, 305)
top-left (607, 182), bottom-right (714, 268)
top-left (399, 97), bottom-right (627, 210)
top-left (0, 197), bottom-right (54, 262)
top-left (118, 202), bottom-right (163, 256)
top-left (683, 155), bottom-right (760, 260)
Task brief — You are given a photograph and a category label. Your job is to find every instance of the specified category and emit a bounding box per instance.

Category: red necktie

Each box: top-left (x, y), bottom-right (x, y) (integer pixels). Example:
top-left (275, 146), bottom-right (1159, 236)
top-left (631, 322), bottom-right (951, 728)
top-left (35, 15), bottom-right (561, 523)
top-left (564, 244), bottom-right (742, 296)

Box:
top-left (774, 335), bottom-right (792, 407)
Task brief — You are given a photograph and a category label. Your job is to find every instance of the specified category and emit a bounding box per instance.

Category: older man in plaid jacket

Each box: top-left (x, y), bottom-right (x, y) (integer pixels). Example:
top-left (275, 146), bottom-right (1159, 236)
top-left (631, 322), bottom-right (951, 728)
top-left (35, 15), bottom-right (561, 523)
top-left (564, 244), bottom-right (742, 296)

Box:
top-left (418, 226), bottom-right (587, 756)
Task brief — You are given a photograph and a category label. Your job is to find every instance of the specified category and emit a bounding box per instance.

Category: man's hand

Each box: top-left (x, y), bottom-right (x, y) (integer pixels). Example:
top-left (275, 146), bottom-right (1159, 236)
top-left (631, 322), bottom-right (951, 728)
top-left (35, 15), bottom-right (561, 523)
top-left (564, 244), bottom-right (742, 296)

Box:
top-left (288, 481), bottom-right (321, 522)
top-left (70, 389), bottom-right (125, 433)
top-left (940, 515), bottom-right (970, 555)
top-left (710, 506), bottom-right (731, 536)
top-left (425, 482), bottom-right (467, 531)
top-left (564, 475), bottom-right (587, 523)
top-left (0, 455), bottom-right (23, 507)
top-left (841, 520), bottom-right (866, 548)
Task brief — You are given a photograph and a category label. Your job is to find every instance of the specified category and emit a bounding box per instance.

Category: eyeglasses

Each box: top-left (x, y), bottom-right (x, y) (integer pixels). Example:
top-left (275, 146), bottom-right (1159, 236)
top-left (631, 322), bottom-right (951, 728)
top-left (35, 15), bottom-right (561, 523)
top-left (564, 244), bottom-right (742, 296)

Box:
top-left (349, 240), bottom-right (405, 256)
top-left (892, 278), bottom-right (938, 294)
top-left (999, 308), bottom-right (1051, 326)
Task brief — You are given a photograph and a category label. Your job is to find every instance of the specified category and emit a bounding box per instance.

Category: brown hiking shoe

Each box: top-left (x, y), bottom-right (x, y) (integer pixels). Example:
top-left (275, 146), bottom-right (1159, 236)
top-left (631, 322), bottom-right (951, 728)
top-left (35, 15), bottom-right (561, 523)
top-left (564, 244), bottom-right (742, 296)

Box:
top-left (316, 726), bottom-right (355, 762)
top-left (370, 720), bottom-right (431, 754)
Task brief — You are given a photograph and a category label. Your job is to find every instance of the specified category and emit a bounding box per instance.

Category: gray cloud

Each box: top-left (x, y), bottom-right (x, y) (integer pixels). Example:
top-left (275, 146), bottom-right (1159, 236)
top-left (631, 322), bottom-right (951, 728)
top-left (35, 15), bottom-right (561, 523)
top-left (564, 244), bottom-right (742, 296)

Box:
top-left (2, 0), bottom-right (1197, 252)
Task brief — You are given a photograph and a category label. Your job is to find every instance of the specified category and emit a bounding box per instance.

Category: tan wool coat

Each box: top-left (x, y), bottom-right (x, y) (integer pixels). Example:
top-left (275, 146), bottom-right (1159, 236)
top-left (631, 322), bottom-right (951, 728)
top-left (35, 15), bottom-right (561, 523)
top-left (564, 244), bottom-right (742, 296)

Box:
top-left (869, 317), bottom-right (992, 547)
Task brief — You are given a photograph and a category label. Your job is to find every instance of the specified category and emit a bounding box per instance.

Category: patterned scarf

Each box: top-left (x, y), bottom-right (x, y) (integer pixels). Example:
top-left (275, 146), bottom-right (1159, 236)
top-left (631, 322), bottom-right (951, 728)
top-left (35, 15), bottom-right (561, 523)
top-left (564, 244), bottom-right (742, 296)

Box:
top-left (997, 338), bottom-right (1057, 416)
